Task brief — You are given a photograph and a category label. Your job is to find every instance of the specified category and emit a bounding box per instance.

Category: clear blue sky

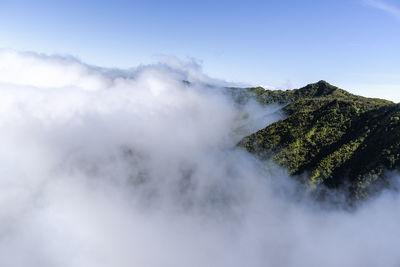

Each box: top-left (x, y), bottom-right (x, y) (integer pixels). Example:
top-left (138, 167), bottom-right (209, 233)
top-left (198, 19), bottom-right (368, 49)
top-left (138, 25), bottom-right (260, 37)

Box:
top-left (0, 0), bottom-right (399, 100)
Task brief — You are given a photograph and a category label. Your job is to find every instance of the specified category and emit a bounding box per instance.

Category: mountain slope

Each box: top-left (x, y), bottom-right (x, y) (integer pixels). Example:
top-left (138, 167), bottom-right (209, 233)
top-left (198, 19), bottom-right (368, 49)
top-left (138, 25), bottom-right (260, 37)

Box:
top-left (239, 81), bottom-right (399, 200)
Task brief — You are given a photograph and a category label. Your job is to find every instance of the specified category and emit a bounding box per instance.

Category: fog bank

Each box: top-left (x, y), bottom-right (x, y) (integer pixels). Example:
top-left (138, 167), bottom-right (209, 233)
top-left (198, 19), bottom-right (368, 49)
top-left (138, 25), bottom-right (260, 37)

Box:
top-left (0, 49), bottom-right (399, 267)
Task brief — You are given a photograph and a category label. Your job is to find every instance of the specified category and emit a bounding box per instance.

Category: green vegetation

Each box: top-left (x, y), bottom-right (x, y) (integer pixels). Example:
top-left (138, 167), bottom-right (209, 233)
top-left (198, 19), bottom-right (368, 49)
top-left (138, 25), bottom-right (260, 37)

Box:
top-left (238, 80), bottom-right (400, 200)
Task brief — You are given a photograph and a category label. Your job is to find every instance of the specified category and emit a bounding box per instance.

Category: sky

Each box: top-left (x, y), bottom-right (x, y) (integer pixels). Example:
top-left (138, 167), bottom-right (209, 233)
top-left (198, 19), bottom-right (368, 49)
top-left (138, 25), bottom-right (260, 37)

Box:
top-left (0, 0), bottom-right (399, 101)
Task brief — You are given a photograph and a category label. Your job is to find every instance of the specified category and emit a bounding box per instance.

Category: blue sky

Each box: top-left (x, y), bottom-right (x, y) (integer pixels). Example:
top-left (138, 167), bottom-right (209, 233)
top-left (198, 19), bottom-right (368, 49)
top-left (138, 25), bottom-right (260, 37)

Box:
top-left (0, 0), bottom-right (399, 100)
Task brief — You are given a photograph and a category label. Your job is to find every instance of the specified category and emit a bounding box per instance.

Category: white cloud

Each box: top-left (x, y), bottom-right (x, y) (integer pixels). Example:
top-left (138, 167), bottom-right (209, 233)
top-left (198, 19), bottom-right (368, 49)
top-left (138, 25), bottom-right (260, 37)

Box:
top-left (0, 49), bottom-right (400, 267)
top-left (0, 49), bottom-right (113, 90)
top-left (365, 0), bottom-right (400, 20)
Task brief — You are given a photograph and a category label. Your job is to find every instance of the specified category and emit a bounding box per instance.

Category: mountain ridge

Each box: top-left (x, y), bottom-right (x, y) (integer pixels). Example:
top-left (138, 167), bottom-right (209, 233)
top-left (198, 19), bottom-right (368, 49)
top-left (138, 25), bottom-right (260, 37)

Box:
top-left (239, 81), bottom-right (399, 200)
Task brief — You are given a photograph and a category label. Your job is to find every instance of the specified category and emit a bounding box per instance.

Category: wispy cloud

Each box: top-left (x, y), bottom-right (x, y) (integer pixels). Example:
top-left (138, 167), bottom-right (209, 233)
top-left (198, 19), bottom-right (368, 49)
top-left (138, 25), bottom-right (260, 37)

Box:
top-left (365, 0), bottom-right (400, 20)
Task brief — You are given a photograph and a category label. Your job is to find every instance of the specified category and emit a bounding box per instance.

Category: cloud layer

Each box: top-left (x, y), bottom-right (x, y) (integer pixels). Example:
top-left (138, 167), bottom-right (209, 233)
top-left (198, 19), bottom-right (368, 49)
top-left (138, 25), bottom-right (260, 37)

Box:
top-left (0, 49), bottom-right (400, 267)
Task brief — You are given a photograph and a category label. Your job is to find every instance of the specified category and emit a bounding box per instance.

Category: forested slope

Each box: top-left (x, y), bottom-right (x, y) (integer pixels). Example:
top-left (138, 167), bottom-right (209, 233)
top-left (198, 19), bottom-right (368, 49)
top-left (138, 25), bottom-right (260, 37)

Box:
top-left (239, 81), bottom-right (400, 199)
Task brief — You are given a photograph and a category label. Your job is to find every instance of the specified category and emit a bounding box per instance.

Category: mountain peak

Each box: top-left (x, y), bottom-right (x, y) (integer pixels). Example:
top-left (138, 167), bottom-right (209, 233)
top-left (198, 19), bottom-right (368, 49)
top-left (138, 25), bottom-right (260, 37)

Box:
top-left (295, 80), bottom-right (343, 98)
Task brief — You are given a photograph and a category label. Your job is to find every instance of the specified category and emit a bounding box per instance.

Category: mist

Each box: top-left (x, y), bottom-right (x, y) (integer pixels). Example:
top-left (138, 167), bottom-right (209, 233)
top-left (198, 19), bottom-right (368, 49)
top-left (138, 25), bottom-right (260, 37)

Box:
top-left (0, 49), bottom-right (400, 267)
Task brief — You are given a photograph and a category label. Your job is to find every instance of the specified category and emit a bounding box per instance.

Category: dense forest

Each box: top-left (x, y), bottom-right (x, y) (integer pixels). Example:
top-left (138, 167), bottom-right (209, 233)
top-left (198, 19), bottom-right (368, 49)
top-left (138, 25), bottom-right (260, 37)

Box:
top-left (237, 81), bottom-right (400, 200)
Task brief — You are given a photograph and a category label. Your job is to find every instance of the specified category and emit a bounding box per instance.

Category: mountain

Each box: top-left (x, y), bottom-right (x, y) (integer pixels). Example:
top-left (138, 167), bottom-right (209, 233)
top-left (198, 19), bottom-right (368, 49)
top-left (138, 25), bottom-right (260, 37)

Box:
top-left (238, 81), bottom-right (400, 200)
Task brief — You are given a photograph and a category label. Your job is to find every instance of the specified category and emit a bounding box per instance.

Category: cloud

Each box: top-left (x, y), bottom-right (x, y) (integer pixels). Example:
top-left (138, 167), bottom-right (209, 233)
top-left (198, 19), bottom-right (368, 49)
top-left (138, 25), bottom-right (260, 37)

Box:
top-left (364, 0), bottom-right (400, 20)
top-left (0, 49), bottom-right (113, 90)
top-left (1, 49), bottom-right (400, 267)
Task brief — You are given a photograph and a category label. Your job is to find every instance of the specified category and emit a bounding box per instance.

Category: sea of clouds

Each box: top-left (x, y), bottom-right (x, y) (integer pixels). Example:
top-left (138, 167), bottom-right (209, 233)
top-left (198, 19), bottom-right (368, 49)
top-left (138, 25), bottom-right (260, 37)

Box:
top-left (0, 49), bottom-right (400, 267)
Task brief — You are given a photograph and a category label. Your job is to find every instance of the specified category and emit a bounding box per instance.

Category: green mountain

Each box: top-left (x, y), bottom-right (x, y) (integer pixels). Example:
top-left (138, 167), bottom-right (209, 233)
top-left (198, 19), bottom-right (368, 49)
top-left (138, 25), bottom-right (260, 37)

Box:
top-left (238, 81), bottom-right (400, 200)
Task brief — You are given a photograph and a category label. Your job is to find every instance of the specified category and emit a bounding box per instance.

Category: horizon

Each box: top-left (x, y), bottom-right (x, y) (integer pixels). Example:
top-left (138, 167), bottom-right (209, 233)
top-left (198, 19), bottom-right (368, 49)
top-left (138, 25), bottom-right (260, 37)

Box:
top-left (1, 0), bottom-right (399, 101)
top-left (1, 47), bottom-right (399, 103)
